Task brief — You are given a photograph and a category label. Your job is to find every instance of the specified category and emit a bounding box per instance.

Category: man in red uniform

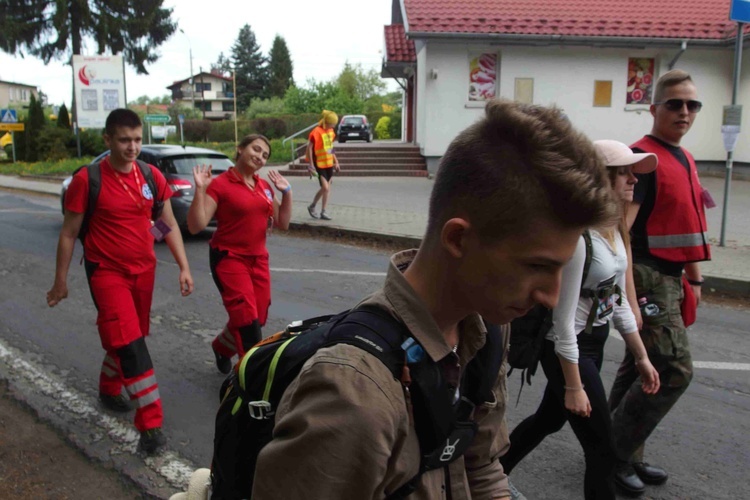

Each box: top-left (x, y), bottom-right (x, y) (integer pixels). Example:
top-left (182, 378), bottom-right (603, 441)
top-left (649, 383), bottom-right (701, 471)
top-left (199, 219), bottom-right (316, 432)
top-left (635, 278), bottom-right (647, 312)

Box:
top-left (609, 70), bottom-right (711, 496)
top-left (306, 109), bottom-right (340, 220)
top-left (47, 108), bottom-right (194, 455)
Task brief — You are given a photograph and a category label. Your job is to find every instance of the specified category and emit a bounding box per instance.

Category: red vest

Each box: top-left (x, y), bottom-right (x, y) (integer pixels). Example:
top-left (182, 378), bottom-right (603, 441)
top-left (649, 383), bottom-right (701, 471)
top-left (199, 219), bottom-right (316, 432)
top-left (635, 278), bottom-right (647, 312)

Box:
top-left (632, 136), bottom-right (710, 263)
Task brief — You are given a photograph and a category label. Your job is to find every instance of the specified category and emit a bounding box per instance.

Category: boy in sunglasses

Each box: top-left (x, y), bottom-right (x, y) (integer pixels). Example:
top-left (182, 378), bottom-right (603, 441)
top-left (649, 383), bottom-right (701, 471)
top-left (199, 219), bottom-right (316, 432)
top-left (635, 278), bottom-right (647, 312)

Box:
top-left (609, 69), bottom-right (711, 496)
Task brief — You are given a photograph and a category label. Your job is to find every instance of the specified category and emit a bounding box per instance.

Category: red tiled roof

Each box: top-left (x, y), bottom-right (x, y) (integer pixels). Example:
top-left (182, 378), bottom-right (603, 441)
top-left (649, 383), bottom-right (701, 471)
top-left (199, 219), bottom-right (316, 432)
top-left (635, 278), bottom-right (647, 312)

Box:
top-left (385, 24), bottom-right (417, 63)
top-left (404, 0), bottom-right (740, 41)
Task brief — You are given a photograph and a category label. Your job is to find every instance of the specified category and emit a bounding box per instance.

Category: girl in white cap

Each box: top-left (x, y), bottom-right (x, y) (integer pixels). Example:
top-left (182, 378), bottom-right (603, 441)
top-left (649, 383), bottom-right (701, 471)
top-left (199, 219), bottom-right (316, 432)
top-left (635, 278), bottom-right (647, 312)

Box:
top-left (501, 140), bottom-right (661, 500)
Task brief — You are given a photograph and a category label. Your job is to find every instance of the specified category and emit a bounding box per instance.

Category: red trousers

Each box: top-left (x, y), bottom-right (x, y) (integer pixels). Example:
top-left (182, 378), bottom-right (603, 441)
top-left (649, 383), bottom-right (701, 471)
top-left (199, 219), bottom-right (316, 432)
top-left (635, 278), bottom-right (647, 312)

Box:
top-left (87, 265), bottom-right (162, 432)
top-left (209, 250), bottom-right (271, 358)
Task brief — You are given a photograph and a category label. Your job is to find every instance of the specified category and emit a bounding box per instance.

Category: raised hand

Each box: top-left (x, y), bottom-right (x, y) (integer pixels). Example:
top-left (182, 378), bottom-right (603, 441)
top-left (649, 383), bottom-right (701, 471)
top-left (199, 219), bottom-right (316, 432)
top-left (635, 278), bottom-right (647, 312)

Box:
top-left (192, 164), bottom-right (213, 190)
top-left (267, 170), bottom-right (291, 193)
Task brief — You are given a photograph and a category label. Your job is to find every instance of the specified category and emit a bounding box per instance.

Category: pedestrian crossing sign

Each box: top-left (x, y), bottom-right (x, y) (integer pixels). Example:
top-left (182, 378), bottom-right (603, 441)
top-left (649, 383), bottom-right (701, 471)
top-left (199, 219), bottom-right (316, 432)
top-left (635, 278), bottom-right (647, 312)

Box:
top-left (0, 109), bottom-right (18, 123)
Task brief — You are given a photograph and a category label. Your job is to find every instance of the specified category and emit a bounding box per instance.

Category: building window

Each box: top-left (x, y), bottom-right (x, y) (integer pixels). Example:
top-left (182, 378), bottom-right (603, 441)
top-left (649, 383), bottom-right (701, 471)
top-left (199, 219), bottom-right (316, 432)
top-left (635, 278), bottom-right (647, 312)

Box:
top-left (8, 88), bottom-right (13, 102)
top-left (593, 81), bottom-right (613, 107)
top-left (514, 78), bottom-right (534, 104)
top-left (468, 53), bottom-right (498, 102)
top-left (22, 89), bottom-right (29, 101)
top-left (626, 58), bottom-right (655, 105)
top-left (222, 101), bottom-right (235, 112)
top-left (194, 101), bottom-right (211, 111)
top-left (195, 82), bottom-right (212, 92)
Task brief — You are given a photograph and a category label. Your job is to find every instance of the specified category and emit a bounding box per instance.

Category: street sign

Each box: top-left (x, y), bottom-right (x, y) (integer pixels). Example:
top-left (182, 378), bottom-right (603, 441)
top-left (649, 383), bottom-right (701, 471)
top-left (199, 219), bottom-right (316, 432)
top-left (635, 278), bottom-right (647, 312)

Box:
top-left (143, 114), bottom-right (171, 123)
top-left (0, 123), bottom-right (24, 132)
top-left (0, 109), bottom-right (18, 123)
top-left (730, 0), bottom-right (750, 22)
top-left (178, 114), bottom-right (185, 124)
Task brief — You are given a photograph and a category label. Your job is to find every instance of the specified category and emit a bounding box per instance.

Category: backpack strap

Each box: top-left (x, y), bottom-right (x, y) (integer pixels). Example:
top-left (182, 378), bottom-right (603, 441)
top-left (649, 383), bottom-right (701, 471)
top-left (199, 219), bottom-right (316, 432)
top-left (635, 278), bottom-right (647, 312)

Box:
top-left (580, 229), bottom-right (593, 292)
top-left (135, 159), bottom-right (164, 221)
top-left (78, 162), bottom-right (102, 247)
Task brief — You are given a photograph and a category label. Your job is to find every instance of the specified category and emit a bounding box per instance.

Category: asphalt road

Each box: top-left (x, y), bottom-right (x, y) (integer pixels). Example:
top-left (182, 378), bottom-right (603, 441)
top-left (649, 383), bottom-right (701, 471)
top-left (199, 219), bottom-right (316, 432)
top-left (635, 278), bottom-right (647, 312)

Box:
top-left (0, 189), bottom-right (748, 499)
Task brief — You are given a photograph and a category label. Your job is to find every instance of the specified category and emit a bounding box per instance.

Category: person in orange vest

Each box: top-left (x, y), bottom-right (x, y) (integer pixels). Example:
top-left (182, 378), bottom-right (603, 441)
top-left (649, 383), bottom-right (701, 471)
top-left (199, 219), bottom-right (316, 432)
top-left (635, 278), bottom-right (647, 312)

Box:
top-left (609, 69), bottom-right (711, 496)
top-left (306, 110), bottom-right (340, 221)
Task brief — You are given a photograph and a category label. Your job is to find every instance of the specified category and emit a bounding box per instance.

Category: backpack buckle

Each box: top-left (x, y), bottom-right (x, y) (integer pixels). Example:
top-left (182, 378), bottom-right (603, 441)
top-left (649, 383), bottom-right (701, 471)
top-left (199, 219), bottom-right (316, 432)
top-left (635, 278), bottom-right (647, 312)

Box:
top-left (247, 400), bottom-right (273, 420)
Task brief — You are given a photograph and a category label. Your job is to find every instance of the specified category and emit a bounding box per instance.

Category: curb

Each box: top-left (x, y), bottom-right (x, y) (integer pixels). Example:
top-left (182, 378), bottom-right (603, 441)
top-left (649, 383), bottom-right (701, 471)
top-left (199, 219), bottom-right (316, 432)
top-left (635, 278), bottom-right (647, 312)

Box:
top-left (704, 275), bottom-right (750, 298)
top-left (288, 221), bottom-right (422, 249)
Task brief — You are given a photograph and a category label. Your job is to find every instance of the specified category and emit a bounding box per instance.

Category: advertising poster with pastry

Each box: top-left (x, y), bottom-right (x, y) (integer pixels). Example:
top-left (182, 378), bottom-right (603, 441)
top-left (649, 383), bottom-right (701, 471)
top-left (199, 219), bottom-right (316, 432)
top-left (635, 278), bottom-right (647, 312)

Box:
top-left (468, 54), bottom-right (497, 101)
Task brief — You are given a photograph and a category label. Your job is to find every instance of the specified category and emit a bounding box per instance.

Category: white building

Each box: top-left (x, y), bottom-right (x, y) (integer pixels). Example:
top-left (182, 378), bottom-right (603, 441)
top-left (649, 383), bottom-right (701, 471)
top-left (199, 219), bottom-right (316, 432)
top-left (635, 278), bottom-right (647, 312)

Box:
top-left (382, 0), bottom-right (750, 172)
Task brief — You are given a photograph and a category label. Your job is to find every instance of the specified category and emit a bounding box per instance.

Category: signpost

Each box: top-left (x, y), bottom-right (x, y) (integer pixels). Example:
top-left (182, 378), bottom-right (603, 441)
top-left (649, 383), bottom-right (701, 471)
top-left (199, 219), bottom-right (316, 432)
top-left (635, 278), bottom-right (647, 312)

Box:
top-left (720, 1), bottom-right (748, 246)
top-left (143, 114), bottom-right (171, 144)
top-left (178, 114), bottom-right (185, 143)
top-left (0, 109), bottom-right (22, 162)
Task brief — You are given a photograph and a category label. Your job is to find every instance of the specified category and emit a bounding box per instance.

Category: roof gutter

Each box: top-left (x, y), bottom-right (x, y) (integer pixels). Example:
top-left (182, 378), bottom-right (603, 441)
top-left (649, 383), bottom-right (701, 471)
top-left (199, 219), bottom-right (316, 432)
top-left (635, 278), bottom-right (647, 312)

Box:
top-left (668, 40), bottom-right (689, 69)
top-left (406, 31), bottom-right (735, 49)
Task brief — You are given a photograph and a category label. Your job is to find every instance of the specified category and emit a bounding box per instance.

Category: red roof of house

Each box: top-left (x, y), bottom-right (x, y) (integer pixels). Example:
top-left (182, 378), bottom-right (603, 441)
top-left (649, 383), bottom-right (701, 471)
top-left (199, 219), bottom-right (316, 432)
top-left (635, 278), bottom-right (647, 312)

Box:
top-left (404, 0), bottom-right (740, 41)
top-left (385, 24), bottom-right (417, 63)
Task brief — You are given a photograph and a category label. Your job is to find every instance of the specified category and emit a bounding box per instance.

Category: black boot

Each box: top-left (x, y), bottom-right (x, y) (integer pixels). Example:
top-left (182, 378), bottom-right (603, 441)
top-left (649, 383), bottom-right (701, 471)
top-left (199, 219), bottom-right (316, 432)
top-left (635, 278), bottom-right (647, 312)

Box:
top-left (633, 462), bottom-right (668, 485)
top-left (614, 463), bottom-right (645, 496)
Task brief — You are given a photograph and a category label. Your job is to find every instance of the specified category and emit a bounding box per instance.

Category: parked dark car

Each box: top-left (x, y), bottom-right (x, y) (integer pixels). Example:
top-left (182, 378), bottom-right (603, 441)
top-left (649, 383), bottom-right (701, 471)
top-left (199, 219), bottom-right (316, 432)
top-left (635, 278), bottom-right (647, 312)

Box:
top-left (60, 145), bottom-right (234, 230)
top-left (337, 115), bottom-right (372, 143)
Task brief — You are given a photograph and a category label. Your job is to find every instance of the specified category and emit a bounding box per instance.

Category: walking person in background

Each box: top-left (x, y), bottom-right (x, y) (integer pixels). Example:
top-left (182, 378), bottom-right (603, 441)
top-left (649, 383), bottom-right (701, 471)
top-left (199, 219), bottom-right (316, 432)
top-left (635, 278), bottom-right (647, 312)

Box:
top-left (187, 134), bottom-right (292, 374)
top-left (47, 108), bottom-right (194, 455)
top-left (609, 69), bottom-right (711, 496)
top-left (500, 140), bottom-right (661, 500)
top-left (306, 109), bottom-right (340, 220)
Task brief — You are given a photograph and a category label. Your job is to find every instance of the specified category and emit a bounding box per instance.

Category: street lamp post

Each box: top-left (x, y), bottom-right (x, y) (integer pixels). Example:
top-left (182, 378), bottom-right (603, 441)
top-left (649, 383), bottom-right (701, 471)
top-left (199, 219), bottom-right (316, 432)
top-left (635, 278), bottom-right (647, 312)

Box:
top-left (179, 29), bottom-right (195, 112)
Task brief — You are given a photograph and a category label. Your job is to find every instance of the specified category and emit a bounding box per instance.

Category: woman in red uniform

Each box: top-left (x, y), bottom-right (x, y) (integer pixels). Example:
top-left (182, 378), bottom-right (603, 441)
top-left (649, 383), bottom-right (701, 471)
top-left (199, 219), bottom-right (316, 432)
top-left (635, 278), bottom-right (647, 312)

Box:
top-left (187, 134), bottom-right (292, 373)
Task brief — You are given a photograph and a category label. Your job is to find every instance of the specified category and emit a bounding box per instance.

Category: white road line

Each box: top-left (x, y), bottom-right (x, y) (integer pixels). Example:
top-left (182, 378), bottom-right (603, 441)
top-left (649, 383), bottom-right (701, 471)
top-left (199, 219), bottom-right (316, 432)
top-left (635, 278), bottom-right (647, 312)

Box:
top-left (610, 331), bottom-right (749, 370)
top-left (271, 267), bottom-right (386, 277)
top-left (0, 339), bottom-right (194, 489)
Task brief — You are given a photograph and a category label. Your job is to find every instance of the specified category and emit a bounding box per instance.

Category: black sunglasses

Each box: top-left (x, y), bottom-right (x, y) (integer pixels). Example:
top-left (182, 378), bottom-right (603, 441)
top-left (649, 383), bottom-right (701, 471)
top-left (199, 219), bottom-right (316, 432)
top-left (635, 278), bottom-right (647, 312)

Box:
top-left (654, 99), bottom-right (703, 113)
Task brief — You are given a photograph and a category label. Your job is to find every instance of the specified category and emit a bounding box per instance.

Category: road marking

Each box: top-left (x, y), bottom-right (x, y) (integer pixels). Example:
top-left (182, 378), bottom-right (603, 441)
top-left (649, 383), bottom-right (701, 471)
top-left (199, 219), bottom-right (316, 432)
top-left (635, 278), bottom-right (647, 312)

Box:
top-left (0, 208), bottom-right (55, 214)
top-left (609, 331), bottom-right (750, 371)
top-left (271, 267), bottom-right (387, 277)
top-left (0, 338), bottom-right (195, 490)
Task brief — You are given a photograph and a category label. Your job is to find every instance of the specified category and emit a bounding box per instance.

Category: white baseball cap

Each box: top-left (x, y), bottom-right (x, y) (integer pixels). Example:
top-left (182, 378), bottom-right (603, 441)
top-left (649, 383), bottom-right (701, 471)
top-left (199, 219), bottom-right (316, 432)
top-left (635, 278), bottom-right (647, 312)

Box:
top-left (593, 140), bottom-right (658, 174)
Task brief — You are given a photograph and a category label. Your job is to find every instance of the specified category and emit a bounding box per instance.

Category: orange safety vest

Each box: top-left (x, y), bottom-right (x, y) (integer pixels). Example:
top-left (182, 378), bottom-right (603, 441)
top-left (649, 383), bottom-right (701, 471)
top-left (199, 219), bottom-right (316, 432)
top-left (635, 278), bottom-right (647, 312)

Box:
top-left (309, 126), bottom-right (336, 168)
top-left (632, 136), bottom-right (711, 263)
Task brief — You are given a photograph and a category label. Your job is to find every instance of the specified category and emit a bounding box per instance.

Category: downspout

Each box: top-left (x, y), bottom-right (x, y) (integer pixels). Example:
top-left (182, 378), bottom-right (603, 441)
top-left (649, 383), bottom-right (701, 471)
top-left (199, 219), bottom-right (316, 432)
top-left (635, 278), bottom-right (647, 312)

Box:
top-left (668, 40), bottom-right (688, 69)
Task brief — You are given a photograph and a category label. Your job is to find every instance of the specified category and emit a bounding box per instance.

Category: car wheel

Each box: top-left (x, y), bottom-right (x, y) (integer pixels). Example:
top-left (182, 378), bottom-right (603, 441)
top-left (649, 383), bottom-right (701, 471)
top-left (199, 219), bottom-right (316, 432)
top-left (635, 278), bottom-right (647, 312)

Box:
top-left (366, 133), bottom-right (372, 143)
top-left (339, 138), bottom-right (346, 143)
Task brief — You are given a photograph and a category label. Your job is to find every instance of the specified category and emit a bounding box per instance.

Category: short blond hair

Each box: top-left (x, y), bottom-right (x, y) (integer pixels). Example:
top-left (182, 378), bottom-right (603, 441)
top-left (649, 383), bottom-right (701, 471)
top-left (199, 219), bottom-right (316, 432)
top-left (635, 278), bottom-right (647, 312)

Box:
top-left (654, 69), bottom-right (694, 102)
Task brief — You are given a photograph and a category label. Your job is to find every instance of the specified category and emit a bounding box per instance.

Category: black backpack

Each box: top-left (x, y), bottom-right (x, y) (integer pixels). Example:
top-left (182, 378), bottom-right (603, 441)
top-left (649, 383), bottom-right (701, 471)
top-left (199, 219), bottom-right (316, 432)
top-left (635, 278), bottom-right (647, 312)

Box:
top-left (72, 159), bottom-right (163, 244)
top-left (209, 305), bottom-right (506, 500)
top-left (507, 231), bottom-right (593, 389)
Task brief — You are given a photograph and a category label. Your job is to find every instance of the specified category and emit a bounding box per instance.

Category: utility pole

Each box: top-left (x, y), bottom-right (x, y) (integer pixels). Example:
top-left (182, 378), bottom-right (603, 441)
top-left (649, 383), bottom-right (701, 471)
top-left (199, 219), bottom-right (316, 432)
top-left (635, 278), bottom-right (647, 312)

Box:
top-left (233, 69), bottom-right (238, 145)
top-left (200, 67), bottom-right (206, 120)
top-left (179, 29), bottom-right (195, 112)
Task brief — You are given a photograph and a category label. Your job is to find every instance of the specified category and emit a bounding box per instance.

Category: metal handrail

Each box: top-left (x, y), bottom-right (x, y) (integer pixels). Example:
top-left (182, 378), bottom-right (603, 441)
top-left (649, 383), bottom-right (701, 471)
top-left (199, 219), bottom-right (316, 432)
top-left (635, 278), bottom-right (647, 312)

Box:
top-left (282, 122), bottom-right (317, 162)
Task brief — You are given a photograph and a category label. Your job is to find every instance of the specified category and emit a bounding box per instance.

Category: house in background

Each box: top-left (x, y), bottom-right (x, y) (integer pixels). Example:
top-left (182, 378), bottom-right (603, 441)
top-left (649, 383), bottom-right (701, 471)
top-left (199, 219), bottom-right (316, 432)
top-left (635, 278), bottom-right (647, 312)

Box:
top-left (167, 71), bottom-right (235, 120)
top-left (381, 0), bottom-right (749, 173)
top-left (0, 79), bottom-right (39, 108)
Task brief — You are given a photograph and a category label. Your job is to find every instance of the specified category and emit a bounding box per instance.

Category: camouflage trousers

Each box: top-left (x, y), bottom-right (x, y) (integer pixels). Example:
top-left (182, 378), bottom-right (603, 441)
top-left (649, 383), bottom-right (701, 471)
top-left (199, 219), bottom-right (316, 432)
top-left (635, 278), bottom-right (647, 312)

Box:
top-left (608, 263), bottom-right (693, 463)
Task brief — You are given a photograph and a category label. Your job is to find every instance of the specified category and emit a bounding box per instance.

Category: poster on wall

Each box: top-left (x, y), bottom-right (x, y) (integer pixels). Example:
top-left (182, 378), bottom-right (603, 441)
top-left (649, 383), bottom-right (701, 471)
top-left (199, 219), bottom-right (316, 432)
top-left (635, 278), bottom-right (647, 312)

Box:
top-left (626, 58), bottom-right (655, 105)
top-left (468, 54), bottom-right (498, 101)
top-left (72, 55), bottom-right (126, 128)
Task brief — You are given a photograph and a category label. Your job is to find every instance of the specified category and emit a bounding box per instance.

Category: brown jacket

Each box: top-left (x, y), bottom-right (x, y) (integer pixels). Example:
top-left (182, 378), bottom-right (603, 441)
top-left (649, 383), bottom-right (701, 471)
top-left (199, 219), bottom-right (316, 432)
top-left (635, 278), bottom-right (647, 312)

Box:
top-left (253, 250), bottom-right (511, 499)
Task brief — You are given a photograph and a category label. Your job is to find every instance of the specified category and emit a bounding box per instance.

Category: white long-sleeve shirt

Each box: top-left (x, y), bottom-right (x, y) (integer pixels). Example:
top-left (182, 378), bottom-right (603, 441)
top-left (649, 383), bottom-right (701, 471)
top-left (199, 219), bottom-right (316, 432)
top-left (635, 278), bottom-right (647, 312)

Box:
top-left (547, 230), bottom-right (639, 363)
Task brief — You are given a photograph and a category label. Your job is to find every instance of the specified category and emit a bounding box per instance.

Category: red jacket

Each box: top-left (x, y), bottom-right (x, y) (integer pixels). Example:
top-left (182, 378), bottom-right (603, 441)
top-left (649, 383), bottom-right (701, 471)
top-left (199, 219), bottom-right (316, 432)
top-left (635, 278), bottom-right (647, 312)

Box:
top-left (632, 136), bottom-right (710, 263)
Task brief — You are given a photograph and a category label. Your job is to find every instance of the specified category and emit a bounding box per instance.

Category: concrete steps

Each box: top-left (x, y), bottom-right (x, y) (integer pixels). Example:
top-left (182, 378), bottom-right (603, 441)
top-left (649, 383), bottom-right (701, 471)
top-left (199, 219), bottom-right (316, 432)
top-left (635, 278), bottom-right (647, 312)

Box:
top-left (277, 143), bottom-right (428, 178)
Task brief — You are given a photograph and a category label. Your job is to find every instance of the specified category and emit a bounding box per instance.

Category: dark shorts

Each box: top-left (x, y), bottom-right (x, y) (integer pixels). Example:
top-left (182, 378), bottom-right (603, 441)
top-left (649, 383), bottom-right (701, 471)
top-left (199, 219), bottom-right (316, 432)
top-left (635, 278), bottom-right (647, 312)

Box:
top-left (315, 166), bottom-right (334, 185)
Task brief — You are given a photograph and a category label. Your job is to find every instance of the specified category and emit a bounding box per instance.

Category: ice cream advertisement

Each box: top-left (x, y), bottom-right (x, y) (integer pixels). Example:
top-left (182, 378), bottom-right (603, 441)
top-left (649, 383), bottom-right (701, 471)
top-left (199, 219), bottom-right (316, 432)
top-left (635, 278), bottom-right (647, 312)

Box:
top-left (626, 58), bottom-right (654, 105)
top-left (469, 54), bottom-right (497, 101)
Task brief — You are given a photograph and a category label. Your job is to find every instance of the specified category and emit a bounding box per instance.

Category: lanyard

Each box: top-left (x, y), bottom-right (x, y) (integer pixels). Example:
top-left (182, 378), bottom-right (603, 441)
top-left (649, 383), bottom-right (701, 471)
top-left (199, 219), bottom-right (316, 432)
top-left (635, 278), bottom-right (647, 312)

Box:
top-left (111, 162), bottom-right (147, 213)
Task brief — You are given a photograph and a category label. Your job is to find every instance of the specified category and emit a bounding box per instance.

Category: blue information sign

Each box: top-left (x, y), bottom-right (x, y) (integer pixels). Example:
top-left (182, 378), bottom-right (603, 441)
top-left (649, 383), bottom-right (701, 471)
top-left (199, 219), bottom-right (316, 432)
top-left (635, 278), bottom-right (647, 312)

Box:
top-left (730, 0), bottom-right (750, 22)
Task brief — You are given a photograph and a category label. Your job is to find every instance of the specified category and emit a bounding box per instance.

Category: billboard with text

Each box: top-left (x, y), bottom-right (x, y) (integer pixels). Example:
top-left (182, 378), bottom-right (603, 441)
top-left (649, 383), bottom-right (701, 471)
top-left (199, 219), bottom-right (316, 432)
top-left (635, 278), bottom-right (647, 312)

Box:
top-left (72, 55), bottom-right (126, 128)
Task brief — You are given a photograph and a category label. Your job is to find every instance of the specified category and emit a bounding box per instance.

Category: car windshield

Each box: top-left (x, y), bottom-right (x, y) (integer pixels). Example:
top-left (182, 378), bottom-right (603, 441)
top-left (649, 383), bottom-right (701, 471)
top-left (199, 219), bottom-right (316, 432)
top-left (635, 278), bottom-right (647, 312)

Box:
top-left (159, 154), bottom-right (234, 175)
top-left (342, 117), bottom-right (364, 125)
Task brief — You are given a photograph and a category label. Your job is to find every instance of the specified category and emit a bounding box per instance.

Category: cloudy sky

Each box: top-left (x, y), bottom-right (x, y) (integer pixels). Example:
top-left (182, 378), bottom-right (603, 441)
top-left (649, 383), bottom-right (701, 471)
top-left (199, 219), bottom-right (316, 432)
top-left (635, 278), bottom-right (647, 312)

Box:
top-left (0, 0), bottom-right (395, 107)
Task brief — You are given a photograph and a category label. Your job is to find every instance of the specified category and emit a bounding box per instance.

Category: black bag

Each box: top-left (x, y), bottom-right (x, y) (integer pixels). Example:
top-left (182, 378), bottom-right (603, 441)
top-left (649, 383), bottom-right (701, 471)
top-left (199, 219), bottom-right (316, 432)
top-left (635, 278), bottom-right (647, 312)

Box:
top-left (507, 231), bottom-right (593, 389)
top-left (71, 159), bottom-right (163, 244)
top-left (209, 306), bottom-right (505, 500)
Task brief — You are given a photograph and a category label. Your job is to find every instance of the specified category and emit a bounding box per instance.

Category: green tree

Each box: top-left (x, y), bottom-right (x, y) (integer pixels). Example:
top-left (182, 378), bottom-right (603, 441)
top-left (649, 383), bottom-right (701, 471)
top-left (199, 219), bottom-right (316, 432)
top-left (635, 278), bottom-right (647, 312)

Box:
top-left (57, 104), bottom-right (71, 129)
top-left (231, 24), bottom-right (268, 110)
top-left (212, 52), bottom-right (233, 78)
top-left (0, 1), bottom-right (176, 75)
top-left (23, 94), bottom-right (46, 162)
top-left (284, 81), bottom-right (362, 115)
top-left (336, 62), bottom-right (386, 102)
top-left (267, 35), bottom-right (294, 99)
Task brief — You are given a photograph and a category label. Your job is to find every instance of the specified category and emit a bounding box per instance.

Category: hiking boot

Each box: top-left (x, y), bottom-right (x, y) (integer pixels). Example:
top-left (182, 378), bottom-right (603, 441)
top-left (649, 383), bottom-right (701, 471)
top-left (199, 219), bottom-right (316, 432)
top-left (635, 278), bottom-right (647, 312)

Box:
top-left (99, 392), bottom-right (132, 413)
top-left (307, 204), bottom-right (319, 219)
top-left (213, 346), bottom-right (232, 375)
top-left (139, 427), bottom-right (166, 455)
top-left (320, 210), bottom-right (332, 221)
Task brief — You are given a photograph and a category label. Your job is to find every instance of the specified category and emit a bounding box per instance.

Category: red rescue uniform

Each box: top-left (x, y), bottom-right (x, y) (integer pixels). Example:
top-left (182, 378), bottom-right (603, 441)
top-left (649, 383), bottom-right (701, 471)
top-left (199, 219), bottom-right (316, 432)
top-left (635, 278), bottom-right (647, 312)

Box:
top-left (65, 157), bottom-right (172, 431)
top-left (206, 167), bottom-right (274, 356)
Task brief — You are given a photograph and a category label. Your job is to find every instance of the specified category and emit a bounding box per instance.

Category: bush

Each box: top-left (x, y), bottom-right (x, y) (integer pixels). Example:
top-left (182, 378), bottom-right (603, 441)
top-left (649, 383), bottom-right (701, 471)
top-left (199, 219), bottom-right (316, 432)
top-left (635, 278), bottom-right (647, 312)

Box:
top-left (245, 97), bottom-right (286, 119)
top-left (184, 120), bottom-right (212, 142)
top-left (250, 117), bottom-right (287, 139)
top-left (37, 126), bottom-right (74, 161)
top-left (78, 129), bottom-right (106, 156)
top-left (375, 116), bottom-right (391, 140)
